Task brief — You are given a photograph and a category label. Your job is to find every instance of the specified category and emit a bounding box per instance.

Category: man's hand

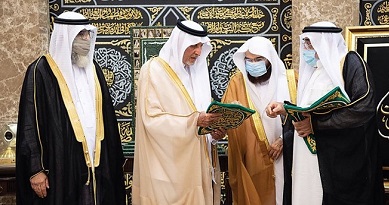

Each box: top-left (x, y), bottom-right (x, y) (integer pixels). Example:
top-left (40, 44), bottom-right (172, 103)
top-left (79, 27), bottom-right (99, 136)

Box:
top-left (30, 172), bottom-right (49, 198)
top-left (293, 112), bottom-right (313, 137)
top-left (211, 128), bottom-right (226, 141)
top-left (197, 112), bottom-right (221, 127)
top-left (269, 137), bottom-right (283, 160)
top-left (266, 102), bottom-right (286, 118)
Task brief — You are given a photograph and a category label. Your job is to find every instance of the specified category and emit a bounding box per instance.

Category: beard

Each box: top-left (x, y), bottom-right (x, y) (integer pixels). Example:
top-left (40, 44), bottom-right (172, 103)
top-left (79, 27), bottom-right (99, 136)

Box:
top-left (71, 52), bottom-right (90, 68)
top-left (247, 66), bottom-right (272, 84)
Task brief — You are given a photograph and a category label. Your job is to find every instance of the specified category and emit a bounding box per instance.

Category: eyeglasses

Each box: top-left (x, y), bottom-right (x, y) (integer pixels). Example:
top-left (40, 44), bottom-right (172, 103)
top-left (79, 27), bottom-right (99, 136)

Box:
top-left (244, 56), bottom-right (266, 63)
top-left (303, 38), bottom-right (314, 50)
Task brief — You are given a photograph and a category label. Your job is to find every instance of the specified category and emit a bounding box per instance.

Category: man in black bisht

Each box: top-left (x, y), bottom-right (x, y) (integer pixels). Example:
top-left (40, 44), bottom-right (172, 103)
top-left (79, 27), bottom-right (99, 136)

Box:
top-left (16, 11), bottom-right (126, 205)
top-left (267, 21), bottom-right (384, 205)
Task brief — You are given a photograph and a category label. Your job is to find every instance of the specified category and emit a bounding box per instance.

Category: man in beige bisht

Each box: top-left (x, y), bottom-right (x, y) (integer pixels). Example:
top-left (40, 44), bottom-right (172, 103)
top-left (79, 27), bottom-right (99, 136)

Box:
top-left (222, 36), bottom-right (293, 205)
top-left (132, 19), bottom-right (226, 205)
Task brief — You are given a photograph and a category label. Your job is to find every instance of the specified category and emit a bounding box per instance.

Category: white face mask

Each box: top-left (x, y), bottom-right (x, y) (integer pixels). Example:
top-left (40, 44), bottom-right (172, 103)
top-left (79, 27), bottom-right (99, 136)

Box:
top-left (72, 37), bottom-right (91, 56)
top-left (71, 38), bottom-right (91, 68)
top-left (302, 49), bottom-right (318, 67)
top-left (245, 61), bottom-right (268, 77)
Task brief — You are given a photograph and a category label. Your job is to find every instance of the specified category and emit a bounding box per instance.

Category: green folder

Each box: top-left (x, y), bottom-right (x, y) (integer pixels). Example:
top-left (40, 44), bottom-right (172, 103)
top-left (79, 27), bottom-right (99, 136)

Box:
top-left (284, 86), bottom-right (350, 154)
top-left (198, 101), bottom-right (256, 135)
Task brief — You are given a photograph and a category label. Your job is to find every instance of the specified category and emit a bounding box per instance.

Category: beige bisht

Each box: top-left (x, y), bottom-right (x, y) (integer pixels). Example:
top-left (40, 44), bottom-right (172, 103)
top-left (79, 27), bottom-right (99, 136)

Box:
top-left (132, 58), bottom-right (221, 205)
top-left (132, 20), bottom-right (220, 205)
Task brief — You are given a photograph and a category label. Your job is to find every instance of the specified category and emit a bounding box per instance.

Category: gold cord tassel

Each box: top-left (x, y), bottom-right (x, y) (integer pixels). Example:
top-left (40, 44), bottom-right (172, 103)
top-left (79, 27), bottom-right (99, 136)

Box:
top-left (85, 167), bottom-right (91, 185)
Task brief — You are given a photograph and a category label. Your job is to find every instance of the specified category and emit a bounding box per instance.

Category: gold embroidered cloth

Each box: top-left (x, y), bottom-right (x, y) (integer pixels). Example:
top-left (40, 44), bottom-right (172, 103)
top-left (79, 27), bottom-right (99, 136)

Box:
top-left (284, 86), bottom-right (350, 154)
top-left (198, 101), bottom-right (255, 135)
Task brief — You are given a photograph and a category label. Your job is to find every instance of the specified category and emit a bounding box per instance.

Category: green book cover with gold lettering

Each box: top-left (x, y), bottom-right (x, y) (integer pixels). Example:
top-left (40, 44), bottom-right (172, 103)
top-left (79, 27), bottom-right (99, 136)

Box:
top-left (284, 86), bottom-right (350, 154)
top-left (198, 101), bottom-right (255, 135)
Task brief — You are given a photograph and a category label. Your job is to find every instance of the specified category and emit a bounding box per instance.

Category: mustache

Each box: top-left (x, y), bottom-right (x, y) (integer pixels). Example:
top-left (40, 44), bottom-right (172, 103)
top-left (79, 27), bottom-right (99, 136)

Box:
top-left (191, 54), bottom-right (200, 58)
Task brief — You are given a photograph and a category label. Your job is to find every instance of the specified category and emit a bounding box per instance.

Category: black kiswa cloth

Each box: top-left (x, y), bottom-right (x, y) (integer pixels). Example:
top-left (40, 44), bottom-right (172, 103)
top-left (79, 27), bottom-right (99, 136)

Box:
top-left (284, 86), bottom-right (350, 154)
top-left (377, 91), bottom-right (389, 137)
top-left (16, 56), bottom-right (126, 205)
top-left (198, 101), bottom-right (255, 135)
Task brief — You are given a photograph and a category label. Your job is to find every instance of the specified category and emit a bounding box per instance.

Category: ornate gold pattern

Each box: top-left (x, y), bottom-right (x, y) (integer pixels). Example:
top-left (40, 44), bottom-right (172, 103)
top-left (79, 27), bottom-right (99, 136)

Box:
top-left (377, 1), bottom-right (389, 25)
top-left (49, 3), bottom-right (59, 11)
top-left (269, 37), bottom-right (276, 45)
top-left (79, 8), bottom-right (143, 20)
top-left (283, 53), bottom-right (293, 70)
top-left (197, 6), bottom-right (265, 19)
top-left (178, 7), bottom-right (194, 20)
top-left (284, 87), bottom-right (350, 154)
top-left (102, 68), bottom-right (114, 87)
top-left (271, 8), bottom-right (278, 31)
top-left (119, 121), bottom-right (133, 143)
top-left (124, 173), bottom-right (132, 190)
top-left (198, 102), bottom-right (255, 135)
top-left (210, 39), bottom-right (231, 58)
top-left (203, 21), bottom-right (265, 34)
top-left (283, 7), bottom-right (292, 30)
top-left (364, 3), bottom-right (372, 26)
top-left (115, 102), bottom-right (133, 117)
top-left (377, 1), bottom-right (389, 13)
top-left (282, 34), bottom-right (292, 42)
top-left (209, 39), bottom-right (246, 58)
top-left (112, 39), bottom-right (132, 54)
top-left (306, 136), bottom-right (316, 152)
top-left (146, 7), bottom-right (164, 21)
top-left (93, 22), bottom-right (138, 35)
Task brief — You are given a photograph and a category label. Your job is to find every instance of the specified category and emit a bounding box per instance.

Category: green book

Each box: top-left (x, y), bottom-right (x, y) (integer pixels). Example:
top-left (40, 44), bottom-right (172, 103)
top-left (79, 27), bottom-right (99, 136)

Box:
top-left (284, 86), bottom-right (350, 154)
top-left (198, 101), bottom-right (256, 135)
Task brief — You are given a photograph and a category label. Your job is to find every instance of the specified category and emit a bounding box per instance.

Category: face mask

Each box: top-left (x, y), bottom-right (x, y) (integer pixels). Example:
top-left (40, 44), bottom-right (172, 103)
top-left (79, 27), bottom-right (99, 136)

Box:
top-left (302, 49), bottom-right (318, 67)
top-left (245, 61), bottom-right (267, 77)
top-left (72, 37), bottom-right (91, 56)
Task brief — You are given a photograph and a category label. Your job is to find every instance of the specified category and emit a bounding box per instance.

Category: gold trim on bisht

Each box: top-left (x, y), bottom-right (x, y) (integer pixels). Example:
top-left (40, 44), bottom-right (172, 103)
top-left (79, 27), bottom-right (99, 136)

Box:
top-left (33, 56), bottom-right (46, 172)
top-left (286, 69), bottom-right (297, 105)
top-left (149, 57), bottom-right (215, 169)
top-left (44, 54), bottom-right (104, 168)
top-left (154, 57), bottom-right (197, 111)
top-left (243, 79), bottom-right (270, 150)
